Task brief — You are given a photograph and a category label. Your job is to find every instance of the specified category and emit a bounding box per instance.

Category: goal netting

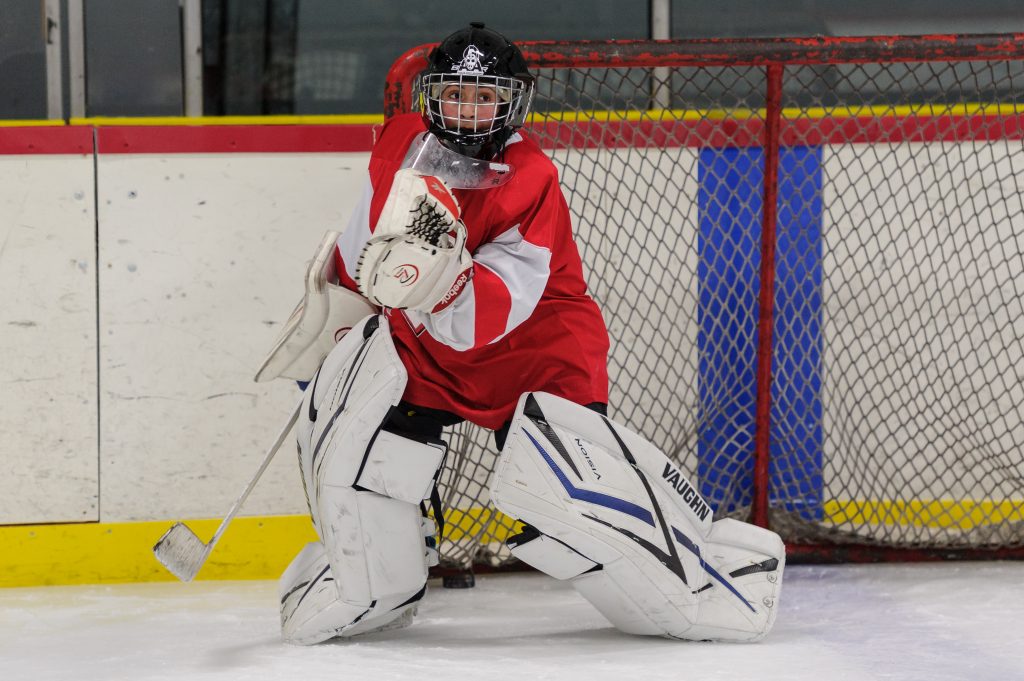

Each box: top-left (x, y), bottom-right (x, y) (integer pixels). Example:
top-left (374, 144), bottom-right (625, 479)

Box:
top-left (386, 34), bottom-right (1024, 567)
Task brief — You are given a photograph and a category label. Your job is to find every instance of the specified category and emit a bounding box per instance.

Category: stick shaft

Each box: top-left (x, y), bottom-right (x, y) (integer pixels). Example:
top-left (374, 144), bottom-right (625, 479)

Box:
top-left (204, 397), bottom-right (303, 552)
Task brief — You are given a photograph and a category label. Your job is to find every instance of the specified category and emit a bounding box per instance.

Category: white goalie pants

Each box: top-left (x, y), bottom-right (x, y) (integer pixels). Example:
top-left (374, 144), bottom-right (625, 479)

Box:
top-left (279, 315), bottom-right (446, 645)
top-left (491, 392), bottom-right (786, 642)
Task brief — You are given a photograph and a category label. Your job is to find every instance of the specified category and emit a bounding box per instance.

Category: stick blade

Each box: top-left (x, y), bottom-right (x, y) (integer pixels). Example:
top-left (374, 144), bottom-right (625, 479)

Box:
top-left (153, 522), bottom-right (209, 582)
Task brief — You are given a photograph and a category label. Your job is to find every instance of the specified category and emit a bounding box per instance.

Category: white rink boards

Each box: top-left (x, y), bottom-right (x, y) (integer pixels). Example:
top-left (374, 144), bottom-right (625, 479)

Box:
top-left (0, 154), bottom-right (98, 525)
top-left (95, 152), bottom-right (367, 522)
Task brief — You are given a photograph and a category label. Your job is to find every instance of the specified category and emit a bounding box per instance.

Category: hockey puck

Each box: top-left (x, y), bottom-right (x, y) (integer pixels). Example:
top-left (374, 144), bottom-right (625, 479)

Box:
top-left (441, 572), bottom-right (475, 589)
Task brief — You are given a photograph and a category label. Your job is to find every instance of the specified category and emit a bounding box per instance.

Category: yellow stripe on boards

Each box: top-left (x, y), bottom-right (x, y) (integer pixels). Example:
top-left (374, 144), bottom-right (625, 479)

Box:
top-left (527, 101), bottom-right (1024, 124)
top-left (0, 115), bottom-right (384, 127)
top-left (441, 508), bottom-right (523, 543)
top-left (68, 114), bottom-right (384, 126)
top-left (0, 119), bottom-right (67, 127)
top-left (4, 100), bottom-right (1019, 129)
top-left (0, 510), bottom-right (519, 588)
top-left (0, 516), bottom-right (317, 588)
top-left (824, 499), bottom-right (1024, 530)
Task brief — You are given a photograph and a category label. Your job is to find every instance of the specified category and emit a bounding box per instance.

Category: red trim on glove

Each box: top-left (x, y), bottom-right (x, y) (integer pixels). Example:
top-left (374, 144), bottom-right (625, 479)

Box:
top-left (430, 266), bottom-right (474, 314)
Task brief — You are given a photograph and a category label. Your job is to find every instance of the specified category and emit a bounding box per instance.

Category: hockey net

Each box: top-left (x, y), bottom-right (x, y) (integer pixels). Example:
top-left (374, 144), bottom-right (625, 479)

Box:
top-left (385, 34), bottom-right (1024, 568)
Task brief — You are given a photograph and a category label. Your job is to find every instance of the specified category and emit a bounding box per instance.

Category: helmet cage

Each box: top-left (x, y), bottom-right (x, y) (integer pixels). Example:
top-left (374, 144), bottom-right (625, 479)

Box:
top-left (418, 72), bottom-right (534, 147)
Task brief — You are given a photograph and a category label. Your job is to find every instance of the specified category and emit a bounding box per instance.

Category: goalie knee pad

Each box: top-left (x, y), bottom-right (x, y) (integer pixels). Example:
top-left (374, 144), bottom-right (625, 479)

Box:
top-left (492, 392), bottom-right (785, 642)
top-left (281, 315), bottom-right (446, 644)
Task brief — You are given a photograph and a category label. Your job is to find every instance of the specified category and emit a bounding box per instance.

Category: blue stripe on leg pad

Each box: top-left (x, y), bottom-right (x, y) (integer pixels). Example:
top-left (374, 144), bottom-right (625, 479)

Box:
top-left (522, 429), bottom-right (655, 526)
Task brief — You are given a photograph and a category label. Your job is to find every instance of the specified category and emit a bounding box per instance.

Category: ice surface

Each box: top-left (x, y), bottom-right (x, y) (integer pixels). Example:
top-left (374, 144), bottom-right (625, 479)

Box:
top-left (2, 564), bottom-right (1022, 681)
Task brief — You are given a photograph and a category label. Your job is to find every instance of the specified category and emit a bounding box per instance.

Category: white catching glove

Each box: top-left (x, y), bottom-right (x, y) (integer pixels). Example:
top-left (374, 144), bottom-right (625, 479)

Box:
top-left (356, 171), bottom-right (474, 313)
top-left (375, 168), bottom-right (463, 239)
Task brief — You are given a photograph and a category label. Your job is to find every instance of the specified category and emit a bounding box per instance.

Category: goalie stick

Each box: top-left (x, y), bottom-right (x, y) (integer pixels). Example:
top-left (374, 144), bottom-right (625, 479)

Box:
top-left (153, 397), bottom-right (302, 582)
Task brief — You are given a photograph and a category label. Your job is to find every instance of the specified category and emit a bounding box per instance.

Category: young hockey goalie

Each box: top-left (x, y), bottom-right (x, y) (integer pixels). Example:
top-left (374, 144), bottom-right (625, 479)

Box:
top-left (256, 22), bottom-right (785, 645)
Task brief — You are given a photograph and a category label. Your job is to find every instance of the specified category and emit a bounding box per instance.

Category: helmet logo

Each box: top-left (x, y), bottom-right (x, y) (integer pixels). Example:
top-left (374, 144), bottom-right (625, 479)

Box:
top-left (454, 45), bottom-right (486, 74)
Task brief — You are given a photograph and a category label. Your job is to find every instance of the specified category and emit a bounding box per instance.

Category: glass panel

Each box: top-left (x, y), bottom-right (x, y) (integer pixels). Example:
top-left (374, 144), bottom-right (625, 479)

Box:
top-left (670, 0), bottom-right (1024, 38)
top-left (670, 0), bottom-right (1024, 109)
top-left (204, 0), bottom-right (648, 116)
top-left (0, 0), bottom-right (48, 119)
top-left (85, 0), bottom-right (183, 116)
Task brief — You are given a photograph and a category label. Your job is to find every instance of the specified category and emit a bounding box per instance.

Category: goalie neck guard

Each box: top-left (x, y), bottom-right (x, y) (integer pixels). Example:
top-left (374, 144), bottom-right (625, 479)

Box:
top-left (417, 22), bottom-right (535, 159)
top-left (401, 132), bottom-right (515, 189)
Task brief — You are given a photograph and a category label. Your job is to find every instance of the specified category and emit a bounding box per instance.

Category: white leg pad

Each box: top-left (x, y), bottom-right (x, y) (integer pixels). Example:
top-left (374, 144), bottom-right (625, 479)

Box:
top-left (281, 315), bottom-right (445, 644)
top-left (689, 518), bottom-right (785, 641)
top-left (507, 528), bottom-right (598, 580)
top-left (493, 392), bottom-right (785, 642)
top-left (317, 488), bottom-right (428, 606)
top-left (280, 542), bottom-right (421, 645)
top-left (572, 567), bottom-right (667, 636)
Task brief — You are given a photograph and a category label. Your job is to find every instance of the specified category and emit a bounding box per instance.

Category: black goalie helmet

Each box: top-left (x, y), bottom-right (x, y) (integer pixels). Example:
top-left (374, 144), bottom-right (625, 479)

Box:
top-left (417, 22), bottom-right (535, 156)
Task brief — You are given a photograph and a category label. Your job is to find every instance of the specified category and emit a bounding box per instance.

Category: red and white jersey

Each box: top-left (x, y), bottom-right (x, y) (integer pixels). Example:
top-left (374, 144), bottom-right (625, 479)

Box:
top-left (336, 113), bottom-right (609, 429)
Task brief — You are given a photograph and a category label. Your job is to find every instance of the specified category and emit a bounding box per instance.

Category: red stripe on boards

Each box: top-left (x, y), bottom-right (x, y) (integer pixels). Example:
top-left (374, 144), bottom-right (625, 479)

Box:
top-left (0, 127), bottom-right (93, 155)
top-left (525, 113), bottom-right (1024, 149)
top-left (96, 125), bottom-right (377, 154)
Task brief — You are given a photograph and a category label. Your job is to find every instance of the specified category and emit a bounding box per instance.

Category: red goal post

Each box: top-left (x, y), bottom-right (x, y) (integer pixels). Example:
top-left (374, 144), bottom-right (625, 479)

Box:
top-left (385, 34), bottom-right (1024, 566)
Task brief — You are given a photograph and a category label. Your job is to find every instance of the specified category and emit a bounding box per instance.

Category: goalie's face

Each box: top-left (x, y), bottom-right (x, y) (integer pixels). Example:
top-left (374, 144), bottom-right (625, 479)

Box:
top-left (438, 82), bottom-right (502, 132)
top-left (420, 70), bottom-right (532, 155)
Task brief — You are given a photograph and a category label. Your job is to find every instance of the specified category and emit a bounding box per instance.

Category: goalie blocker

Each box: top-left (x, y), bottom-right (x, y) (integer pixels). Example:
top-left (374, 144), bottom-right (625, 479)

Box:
top-left (492, 392), bottom-right (785, 642)
top-left (253, 169), bottom-right (471, 381)
top-left (254, 230), bottom-right (376, 383)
